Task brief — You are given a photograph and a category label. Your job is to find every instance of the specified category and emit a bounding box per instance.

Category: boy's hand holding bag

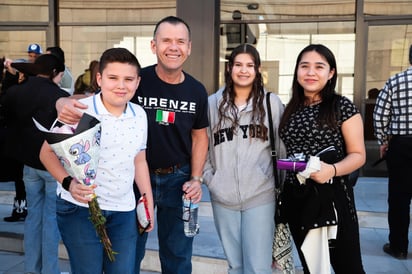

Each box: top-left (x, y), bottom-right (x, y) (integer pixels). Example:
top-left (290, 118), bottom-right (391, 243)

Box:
top-left (136, 193), bottom-right (151, 235)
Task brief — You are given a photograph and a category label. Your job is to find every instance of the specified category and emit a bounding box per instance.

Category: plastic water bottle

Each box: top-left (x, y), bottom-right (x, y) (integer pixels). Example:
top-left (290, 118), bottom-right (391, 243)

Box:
top-left (182, 195), bottom-right (200, 237)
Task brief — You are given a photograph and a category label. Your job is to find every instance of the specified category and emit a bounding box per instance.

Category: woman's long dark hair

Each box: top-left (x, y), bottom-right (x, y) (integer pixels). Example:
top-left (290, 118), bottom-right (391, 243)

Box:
top-left (217, 43), bottom-right (266, 140)
top-left (279, 44), bottom-right (340, 131)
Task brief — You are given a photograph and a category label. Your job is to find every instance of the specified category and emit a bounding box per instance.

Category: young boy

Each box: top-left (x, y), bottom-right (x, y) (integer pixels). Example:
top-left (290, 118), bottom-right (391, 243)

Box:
top-left (40, 48), bottom-right (154, 274)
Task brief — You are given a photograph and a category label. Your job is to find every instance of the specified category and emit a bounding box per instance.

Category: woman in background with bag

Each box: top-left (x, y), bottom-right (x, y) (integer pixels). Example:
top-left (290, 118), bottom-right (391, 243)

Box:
top-left (203, 43), bottom-right (286, 274)
top-left (279, 44), bottom-right (365, 274)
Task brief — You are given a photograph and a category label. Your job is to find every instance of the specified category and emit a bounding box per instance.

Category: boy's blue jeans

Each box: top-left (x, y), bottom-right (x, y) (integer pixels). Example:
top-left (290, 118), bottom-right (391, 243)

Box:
top-left (56, 196), bottom-right (137, 274)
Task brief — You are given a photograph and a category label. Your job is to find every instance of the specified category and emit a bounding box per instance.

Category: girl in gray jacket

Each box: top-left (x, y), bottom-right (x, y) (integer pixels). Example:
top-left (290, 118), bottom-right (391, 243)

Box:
top-left (203, 44), bottom-right (285, 274)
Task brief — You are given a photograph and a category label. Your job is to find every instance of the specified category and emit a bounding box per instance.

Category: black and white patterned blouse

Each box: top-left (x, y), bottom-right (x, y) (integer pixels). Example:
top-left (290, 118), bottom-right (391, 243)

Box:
top-left (280, 96), bottom-right (359, 184)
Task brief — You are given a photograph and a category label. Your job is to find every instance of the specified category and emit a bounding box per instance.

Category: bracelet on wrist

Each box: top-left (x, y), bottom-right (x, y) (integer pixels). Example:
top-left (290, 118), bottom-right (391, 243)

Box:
top-left (190, 176), bottom-right (204, 184)
top-left (332, 164), bottom-right (337, 177)
top-left (62, 175), bottom-right (73, 191)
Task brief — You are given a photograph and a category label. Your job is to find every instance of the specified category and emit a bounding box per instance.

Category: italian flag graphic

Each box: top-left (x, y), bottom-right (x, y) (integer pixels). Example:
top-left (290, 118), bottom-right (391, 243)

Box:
top-left (156, 109), bottom-right (175, 124)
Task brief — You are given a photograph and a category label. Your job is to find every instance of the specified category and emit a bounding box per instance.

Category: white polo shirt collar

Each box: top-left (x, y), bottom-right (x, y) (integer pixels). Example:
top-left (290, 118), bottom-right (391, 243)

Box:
top-left (92, 93), bottom-right (136, 117)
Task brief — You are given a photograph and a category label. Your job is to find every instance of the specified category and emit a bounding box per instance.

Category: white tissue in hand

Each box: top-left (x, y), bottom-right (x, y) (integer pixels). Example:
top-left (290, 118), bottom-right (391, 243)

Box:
top-left (297, 156), bottom-right (321, 185)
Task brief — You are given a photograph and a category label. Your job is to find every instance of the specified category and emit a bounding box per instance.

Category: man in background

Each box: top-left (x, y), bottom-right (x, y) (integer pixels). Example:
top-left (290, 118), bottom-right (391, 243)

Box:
top-left (46, 46), bottom-right (75, 95)
top-left (373, 44), bottom-right (412, 260)
top-left (2, 43), bottom-right (42, 91)
top-left (26, 43), bottom-right (42, 63)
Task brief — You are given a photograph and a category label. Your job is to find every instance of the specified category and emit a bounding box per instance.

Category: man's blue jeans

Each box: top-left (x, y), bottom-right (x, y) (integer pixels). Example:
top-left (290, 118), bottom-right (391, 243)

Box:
top-left (23, 165), bottom-right (60, 274)
top-left (56, 196), bottom-right (137, 274)
top-left (136, 163), bottom-right (193, 274)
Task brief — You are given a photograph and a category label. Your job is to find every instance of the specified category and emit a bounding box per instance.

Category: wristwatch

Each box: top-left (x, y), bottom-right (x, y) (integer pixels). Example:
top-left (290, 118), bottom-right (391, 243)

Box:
top-left (62, 175), bottom-right (73, 191)
top-left (190, 176), bottom-right (204, 184)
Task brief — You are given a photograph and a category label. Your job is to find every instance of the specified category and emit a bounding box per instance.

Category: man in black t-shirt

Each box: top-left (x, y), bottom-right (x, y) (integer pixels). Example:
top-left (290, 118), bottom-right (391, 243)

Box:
top-left (131, 16), bottom-right (208, 274)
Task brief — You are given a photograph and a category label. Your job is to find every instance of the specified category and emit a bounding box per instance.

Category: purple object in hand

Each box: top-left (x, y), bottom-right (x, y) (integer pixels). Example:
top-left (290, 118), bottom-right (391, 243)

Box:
top-left (277, 160), bottom-right (307, 172)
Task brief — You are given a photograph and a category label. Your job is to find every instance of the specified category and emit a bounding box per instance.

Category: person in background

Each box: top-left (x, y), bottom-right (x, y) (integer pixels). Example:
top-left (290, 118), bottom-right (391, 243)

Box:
top-left (26, 43), bottom-right (43, 63)
top-left (279, 44), bottom-right (365, 274)
top-left (40, 47), bottom-right (154, 274)
top-left (86, 60), bottom-right (100, 95)
top-left (46, 46), bottom-right (75, 95)
top-left (1, 43), bottom-right (42, 95)
top-left (373, 44), bottom-right (412, 260)
top-left (203, 43), bottom-right (285, 274)
top-left (0, 61), bottom-right (27, 222)
top-left (0, 43), bottom-right (43, 222)
top-left (54, 16), bottom-right (209, 274)
top-left (0, 56), bottom-right (4, 82)
top-left (1, 54), bottom-right (69, 274)
top-left (74, 60), bottom-right (99, 95)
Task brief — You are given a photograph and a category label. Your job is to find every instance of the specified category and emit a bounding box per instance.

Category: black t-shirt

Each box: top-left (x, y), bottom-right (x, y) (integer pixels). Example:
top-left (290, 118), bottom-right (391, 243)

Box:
top-left (132, 65), bottom-right (209, 169)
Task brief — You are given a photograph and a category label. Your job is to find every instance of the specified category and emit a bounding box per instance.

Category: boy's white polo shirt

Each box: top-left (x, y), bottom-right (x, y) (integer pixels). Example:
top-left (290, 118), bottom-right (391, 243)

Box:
top-left (58, 94), bottom-right (148, 211)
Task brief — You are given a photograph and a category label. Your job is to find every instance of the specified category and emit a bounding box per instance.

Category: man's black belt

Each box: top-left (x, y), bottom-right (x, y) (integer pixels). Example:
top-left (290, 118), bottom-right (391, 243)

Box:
top-left (150, 163), bottom-right (183, 175)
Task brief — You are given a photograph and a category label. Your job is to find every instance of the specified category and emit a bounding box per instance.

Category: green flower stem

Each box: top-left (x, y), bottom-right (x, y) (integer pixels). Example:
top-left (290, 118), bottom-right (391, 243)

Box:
top-left (88, 196), bottom-right (116, 262)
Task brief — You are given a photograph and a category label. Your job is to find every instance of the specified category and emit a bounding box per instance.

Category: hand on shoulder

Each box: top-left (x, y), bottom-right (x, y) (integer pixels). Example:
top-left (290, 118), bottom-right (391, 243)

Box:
top-left (56, 96), bottom-right (88, 124)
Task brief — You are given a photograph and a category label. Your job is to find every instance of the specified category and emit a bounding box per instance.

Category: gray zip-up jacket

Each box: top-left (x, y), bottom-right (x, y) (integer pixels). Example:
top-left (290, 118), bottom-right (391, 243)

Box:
top-left (203, 89), bottom-right (286, 210)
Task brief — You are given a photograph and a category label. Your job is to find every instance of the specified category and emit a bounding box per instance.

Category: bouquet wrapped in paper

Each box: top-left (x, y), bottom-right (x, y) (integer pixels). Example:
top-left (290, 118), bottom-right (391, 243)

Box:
top-left (34, 113), bottom-right (116, 261)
